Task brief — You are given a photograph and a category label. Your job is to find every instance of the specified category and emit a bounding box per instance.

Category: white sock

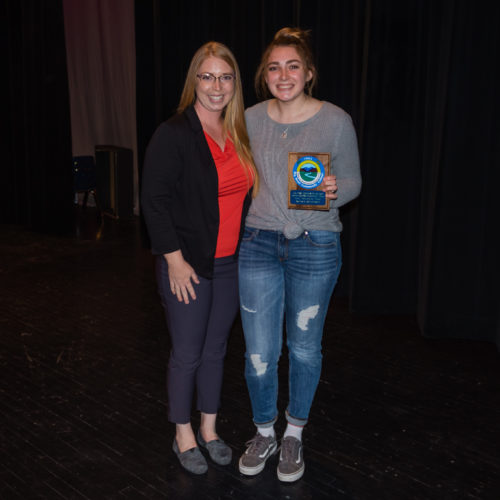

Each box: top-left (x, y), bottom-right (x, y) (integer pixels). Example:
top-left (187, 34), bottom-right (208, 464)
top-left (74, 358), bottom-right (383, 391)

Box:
top-left (257, 425), bottom-right (275, 438)
top-left (283, 423), bottom-right (303, 441)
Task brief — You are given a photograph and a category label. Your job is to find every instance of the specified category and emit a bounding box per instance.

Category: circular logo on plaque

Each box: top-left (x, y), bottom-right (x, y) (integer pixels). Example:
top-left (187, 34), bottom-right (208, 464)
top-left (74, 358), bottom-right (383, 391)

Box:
top-left (292, 156), bottom-right (325, 189)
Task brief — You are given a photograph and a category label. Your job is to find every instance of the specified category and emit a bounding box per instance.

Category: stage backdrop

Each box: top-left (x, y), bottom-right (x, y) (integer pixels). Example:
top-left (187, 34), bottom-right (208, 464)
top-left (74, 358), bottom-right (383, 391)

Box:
top-left (135, 0), bottom-right (499, 347)
top-left (2, 1), bottom-right (73, 234)
top-left (63, 0), bottom-right (139, 214)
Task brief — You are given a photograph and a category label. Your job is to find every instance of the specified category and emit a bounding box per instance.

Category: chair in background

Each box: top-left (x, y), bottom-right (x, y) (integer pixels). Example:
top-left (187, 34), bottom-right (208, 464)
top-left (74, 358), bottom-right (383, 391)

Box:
top-left (73, 155), bottom-right (100, 210)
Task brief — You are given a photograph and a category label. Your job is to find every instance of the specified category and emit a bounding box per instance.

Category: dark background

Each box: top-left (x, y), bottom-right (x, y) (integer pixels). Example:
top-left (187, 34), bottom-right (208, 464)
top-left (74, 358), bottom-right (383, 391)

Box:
top-left (3, 0), bottom-right (499, 347)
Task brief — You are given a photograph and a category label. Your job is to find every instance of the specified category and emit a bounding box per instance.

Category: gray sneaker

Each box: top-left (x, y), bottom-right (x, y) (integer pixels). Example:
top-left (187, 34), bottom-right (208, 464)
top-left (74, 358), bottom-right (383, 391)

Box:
top-left (277, 436), bottom-right (305, 482)
top-left (239, 432), bottom-right (278, 476)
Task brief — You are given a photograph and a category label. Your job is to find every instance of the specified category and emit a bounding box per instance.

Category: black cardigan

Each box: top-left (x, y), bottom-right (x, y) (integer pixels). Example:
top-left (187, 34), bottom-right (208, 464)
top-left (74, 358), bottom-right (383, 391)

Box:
top-left (141, 106), bottom-right (252, 279)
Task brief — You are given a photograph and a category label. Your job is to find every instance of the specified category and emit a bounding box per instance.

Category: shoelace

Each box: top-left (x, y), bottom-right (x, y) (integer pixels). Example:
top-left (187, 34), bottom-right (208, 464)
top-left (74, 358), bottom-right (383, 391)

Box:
top-left (245, 434), bottom-right (271, 454)
top-left (280, 438), bottom-right (298, 461)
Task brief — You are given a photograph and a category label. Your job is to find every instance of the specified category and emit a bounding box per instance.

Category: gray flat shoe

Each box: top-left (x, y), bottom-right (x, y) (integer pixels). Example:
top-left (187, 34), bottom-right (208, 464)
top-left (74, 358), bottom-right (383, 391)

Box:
top-left (172, 439), bottom-right (208, 474)
top-left (197, 430), bottom-right (232, 465)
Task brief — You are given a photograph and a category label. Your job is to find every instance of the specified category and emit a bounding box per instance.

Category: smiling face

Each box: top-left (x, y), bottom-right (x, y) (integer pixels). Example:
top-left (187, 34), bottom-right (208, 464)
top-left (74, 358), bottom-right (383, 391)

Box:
top-left (264, 46), bottom-right (313, 103)
top-left (194, 56), bottom-right (235, 116)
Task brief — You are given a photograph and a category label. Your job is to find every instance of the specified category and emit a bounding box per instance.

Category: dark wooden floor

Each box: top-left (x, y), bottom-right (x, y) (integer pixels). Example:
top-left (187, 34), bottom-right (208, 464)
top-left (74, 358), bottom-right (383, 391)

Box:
top-left (1, 208), bottom-right (500, 500)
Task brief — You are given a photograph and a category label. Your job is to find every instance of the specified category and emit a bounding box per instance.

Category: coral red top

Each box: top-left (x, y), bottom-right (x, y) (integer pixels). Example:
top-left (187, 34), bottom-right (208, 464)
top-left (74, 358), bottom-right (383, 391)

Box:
top-left (204, 132), bottom-right (253, 258)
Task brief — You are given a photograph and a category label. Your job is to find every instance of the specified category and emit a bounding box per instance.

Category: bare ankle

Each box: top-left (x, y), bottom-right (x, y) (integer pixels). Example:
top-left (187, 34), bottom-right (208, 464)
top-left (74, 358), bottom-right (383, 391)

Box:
top-left (175, 424), bottom-right (196, 452)
top-left (199, 413), bottom-right (218, 442)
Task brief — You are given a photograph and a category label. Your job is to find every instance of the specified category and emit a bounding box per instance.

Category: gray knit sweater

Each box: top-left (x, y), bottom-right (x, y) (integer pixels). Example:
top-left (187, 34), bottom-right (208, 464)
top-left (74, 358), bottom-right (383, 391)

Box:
top-left (245, 100), bottom-right (361, 239)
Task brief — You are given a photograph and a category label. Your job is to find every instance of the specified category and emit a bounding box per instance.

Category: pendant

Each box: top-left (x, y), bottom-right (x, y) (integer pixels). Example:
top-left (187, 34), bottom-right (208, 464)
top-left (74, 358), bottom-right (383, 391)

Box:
top-left (281, 127), bottom-right (288, 139)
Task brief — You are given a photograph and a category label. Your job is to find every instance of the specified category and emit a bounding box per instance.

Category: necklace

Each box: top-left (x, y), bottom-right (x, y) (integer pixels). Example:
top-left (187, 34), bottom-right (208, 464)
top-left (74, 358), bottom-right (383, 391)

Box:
top-left (280, 127), bottom-right (289, 139)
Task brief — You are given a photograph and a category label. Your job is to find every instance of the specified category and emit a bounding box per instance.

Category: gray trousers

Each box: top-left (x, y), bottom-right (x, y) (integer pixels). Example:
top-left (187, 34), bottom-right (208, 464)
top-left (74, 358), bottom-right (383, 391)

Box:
top-left (156, 255), bottom-right (239, 424)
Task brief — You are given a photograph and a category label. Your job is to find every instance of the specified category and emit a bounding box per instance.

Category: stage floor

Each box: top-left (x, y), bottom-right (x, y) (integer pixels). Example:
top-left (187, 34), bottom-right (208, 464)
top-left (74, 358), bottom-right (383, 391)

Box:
top-left (1, 209), bottom-right (499, 499)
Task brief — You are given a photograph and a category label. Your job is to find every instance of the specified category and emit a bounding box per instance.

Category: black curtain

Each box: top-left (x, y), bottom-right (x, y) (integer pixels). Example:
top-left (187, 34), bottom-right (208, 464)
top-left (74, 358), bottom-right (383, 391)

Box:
top-left (135, 0), bottom-right (499, 347)
top-left (350, 1), bottom-right (500, 346)
top-left (420, 1), bottom-right (499, 344)
top-left (2, 1), bottom-right (73, 235)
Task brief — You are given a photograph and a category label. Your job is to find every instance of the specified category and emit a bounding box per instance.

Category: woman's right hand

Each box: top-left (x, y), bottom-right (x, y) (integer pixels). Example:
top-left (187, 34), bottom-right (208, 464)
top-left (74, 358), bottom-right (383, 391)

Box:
top-left (163, 250), bottom-right (200, 304)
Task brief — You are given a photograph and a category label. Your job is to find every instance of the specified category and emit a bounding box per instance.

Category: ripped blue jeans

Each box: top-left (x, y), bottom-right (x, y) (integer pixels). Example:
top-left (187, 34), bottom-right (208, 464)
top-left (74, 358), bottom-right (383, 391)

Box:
top-left (238, 227), bottom-right (341, 427)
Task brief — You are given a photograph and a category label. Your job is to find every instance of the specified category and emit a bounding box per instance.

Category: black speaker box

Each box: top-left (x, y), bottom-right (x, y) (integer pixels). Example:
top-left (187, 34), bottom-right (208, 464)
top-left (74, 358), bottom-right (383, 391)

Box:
top-left (95, 145), bottom-right (134, 219)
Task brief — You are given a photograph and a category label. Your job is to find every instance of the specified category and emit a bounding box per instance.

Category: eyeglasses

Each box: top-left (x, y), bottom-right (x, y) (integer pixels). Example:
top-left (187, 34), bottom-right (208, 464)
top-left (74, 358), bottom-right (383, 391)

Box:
top-left (196, 73), bottom-right (236, 84)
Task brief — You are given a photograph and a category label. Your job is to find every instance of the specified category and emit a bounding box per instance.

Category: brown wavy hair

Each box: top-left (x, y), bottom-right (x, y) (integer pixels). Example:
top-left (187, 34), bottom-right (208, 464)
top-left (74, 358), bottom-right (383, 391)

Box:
top-left (178, 42), bottom-right (258, 194)
top-left (255, 27), bottom-right (317, 100)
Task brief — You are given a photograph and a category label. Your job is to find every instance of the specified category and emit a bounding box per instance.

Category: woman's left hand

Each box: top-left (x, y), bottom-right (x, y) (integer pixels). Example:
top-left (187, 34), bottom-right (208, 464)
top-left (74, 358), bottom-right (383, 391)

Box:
top-left (320, 175), bottom-right (338, 200)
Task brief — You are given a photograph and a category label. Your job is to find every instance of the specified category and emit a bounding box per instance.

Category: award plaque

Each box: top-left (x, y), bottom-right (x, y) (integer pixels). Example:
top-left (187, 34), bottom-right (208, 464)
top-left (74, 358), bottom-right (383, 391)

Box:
top-left (288, 152), bottom-right (331, 210)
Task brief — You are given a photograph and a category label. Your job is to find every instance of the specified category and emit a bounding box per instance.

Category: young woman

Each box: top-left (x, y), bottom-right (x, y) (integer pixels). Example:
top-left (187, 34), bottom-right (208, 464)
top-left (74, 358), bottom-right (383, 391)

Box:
top-left (141, 42), bottom-right (256, 474)
top-left (238, 28), bottom-right (361, 482)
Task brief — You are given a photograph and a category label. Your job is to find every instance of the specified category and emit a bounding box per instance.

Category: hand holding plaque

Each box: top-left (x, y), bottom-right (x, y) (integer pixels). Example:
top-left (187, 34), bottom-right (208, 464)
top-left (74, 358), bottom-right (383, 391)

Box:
top-left (288, 152), bottom-right (331, 210)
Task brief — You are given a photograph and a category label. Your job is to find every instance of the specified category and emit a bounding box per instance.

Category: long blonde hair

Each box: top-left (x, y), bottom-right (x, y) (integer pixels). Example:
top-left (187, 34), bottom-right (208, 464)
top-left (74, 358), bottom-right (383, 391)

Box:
top-left (178, 42), bottom-right (258, 194)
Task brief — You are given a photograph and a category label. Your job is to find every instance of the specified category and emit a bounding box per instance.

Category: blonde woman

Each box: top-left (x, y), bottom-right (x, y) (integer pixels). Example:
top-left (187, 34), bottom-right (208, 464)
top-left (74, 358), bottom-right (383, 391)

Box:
top-left (142, 42), bottom-right (256, 474)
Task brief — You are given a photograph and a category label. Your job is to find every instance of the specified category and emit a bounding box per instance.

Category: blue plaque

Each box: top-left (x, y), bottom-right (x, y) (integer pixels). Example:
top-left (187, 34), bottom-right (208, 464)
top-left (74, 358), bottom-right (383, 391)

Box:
top-left (288, 152), bottom-right (331, 210)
